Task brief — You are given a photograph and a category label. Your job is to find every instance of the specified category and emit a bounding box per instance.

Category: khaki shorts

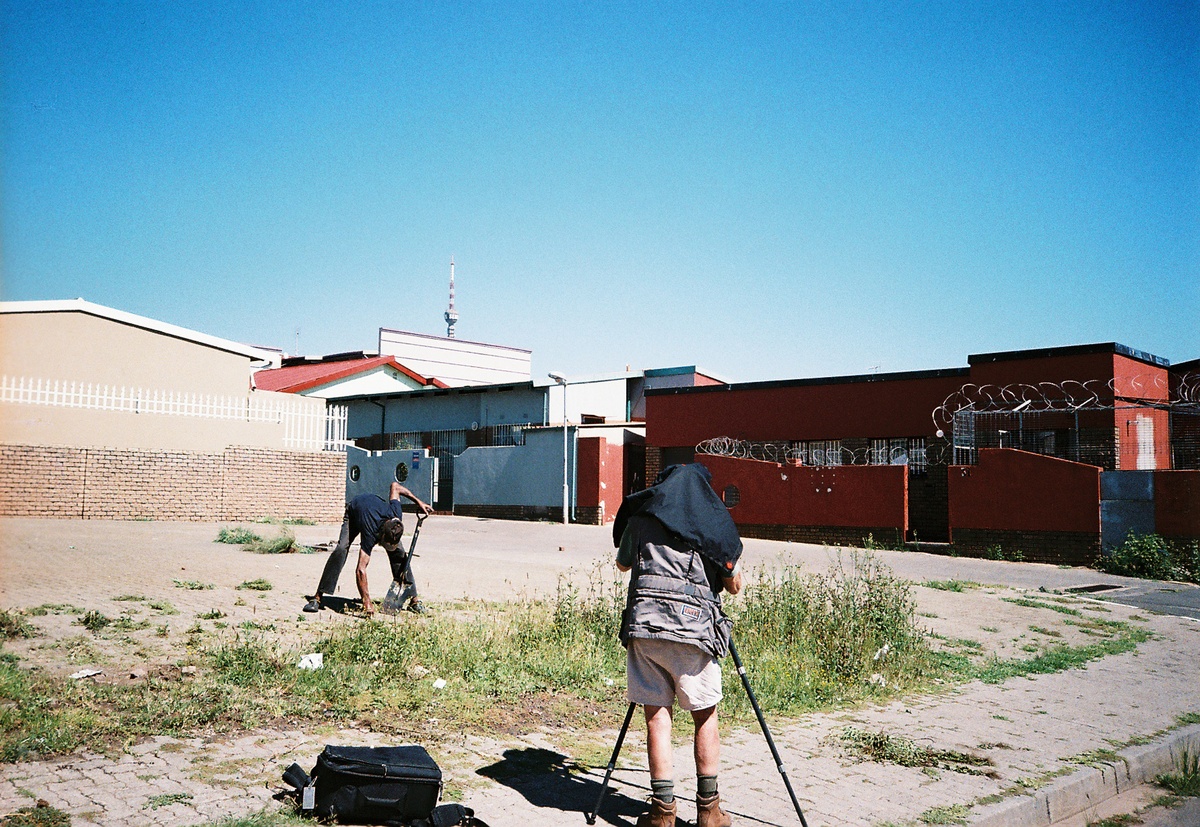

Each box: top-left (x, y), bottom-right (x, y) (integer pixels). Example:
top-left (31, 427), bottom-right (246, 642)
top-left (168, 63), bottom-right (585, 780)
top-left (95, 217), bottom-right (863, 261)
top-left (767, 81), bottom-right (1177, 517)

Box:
top-left (626, 637), bottom-right (722, 711)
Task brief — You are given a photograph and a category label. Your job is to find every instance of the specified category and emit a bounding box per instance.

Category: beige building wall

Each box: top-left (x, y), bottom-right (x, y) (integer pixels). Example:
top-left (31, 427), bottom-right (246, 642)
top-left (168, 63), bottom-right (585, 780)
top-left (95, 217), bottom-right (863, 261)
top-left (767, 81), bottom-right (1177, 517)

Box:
top-left (0, 309), bottom-right (257, 396)
top-left (0, 391), bottom-right (325, 453)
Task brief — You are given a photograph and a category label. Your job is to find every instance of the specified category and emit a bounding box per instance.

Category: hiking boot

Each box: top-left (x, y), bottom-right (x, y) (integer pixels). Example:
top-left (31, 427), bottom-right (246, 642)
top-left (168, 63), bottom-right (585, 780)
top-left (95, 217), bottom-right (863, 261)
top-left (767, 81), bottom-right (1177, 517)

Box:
top-left (696, 792), bottom-right (731, 827)
top-left (635, 796), bottom-right (676, 827)
top-left (302, 598), bottom-right (321, 613)
top-left (405, 600), bottom-right (427, 615)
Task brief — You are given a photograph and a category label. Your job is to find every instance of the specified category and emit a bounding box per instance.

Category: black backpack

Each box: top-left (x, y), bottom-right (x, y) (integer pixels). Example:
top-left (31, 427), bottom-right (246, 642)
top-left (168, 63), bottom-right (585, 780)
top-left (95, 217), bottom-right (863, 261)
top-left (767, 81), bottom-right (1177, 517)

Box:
top-left (283, 745), bottom-right (488, 826)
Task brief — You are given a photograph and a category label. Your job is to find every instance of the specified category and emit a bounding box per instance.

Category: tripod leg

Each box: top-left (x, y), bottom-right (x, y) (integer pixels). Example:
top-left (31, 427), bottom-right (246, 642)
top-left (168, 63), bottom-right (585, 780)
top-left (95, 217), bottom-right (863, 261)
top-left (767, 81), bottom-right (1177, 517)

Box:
top-left (729, 641), bottom-right (809, 827)
top-left (585, 701), bottom-right (637, 825)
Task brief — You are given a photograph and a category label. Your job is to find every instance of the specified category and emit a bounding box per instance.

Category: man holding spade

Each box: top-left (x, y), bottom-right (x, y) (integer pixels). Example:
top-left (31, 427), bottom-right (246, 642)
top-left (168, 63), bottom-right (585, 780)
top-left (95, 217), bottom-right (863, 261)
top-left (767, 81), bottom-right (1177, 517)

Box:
top-left (304, 481), bottom-right (434, 616)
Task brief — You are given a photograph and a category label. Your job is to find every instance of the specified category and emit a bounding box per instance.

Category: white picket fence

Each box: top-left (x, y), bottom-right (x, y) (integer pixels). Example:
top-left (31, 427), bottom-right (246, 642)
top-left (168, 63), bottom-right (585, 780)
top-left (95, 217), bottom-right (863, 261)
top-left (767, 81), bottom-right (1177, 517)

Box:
top-left (1, 375), bottom-right (347, 452)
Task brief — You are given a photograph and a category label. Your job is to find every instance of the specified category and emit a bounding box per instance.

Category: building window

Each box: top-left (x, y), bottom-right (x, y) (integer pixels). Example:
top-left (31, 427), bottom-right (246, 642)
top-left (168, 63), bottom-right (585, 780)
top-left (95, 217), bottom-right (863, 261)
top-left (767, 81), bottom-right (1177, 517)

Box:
top-left (796, 440), bottom-right (843, 466)
top-left (868, 437), bottom-right (927, 473)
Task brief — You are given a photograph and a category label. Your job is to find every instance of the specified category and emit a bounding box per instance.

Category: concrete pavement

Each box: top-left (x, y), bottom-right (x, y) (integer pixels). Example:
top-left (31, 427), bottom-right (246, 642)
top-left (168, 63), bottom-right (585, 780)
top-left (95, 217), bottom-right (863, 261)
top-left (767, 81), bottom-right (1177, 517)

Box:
top-left (0, 516), bottom-right (1197, 826)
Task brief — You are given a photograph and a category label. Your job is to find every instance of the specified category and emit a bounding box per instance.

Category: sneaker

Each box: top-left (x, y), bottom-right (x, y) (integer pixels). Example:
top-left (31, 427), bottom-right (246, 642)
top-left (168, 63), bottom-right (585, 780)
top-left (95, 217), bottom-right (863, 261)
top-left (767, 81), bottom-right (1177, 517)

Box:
top-left (405, 600), bottom-right (427, 615)
top-left (695, 792), bottom-right (731, 827)
top-left (635, 797), bottom-right (676, 827)
top-left (302, 598), bottom-right (321, 613)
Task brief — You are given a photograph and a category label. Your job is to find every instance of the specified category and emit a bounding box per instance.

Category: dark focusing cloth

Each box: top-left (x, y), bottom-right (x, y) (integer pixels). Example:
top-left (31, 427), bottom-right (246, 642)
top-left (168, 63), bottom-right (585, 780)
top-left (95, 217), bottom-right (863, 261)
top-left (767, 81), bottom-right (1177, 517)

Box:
top-left (612, 463), bottom-right (743, 573)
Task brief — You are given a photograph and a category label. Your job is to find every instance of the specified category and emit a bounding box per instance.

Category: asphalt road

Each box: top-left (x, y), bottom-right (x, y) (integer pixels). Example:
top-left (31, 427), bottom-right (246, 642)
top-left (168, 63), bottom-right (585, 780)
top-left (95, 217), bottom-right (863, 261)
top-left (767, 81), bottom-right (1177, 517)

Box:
top-left (1079, 580), bottom-right (1200, 622)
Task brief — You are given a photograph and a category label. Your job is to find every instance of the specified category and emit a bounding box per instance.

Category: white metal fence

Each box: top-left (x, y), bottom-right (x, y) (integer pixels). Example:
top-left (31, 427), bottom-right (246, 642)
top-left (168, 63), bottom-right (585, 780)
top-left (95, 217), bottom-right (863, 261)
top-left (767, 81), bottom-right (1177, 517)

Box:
top-left (1, 375), bottom-right (347, 452)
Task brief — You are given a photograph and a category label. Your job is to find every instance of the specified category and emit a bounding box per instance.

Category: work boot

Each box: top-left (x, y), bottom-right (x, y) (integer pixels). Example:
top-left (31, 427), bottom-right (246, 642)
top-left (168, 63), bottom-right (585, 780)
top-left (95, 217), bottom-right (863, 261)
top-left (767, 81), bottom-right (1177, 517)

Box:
top-left (302, 598), bottom-right (321, 613)
top-left (696, 792), bottom-right (731, 827)
top-left (635, 796), bottom-right (676, 827)
top-left (406, 600), bottom-right (427, 615)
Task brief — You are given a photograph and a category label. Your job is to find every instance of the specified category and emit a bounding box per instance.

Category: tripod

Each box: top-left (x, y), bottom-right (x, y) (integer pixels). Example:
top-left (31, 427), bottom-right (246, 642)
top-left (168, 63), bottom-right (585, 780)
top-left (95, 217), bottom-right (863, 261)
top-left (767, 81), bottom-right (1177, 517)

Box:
top-left (584, 639), bottom-right (809, 826)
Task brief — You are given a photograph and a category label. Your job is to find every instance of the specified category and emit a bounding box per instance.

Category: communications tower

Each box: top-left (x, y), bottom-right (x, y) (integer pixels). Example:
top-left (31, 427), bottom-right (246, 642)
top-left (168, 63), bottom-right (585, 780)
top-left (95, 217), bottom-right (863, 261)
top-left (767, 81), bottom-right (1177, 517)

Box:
top-left (444, 257), bottom-right (459, 338)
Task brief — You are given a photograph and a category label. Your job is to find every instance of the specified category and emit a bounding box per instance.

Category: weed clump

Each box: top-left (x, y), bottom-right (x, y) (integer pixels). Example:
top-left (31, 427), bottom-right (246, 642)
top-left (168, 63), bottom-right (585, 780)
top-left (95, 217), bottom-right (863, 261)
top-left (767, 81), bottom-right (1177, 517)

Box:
top-left (0, 800), bottom-right (72, 826)
top-left (245, 528), bottom-right (312, 555)
top-left (173, 580), bottom-right (214, 591)
top-left (731, 552), bottom-right (935, 711)
top-left (1156, 750), bottom-right (1200, 797)
top-left (0, 610), bottom-right (35, 640)
top-left (237, 579), bottom-right (273, 591)
top-left (77, 611), bottom-right (111, 632)
top-left (1095, 534), bottom-right (1199, 584)
top-left (216, 527), bottom-right (262, 545)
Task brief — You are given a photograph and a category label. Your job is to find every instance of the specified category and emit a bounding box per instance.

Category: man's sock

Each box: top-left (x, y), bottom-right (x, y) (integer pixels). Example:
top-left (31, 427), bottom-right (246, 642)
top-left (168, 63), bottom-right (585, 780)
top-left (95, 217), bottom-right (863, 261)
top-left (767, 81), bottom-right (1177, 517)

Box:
top-left (697, 775), bottom-right (718, 797)
top-left (650, 778), bottom-right (675, 804)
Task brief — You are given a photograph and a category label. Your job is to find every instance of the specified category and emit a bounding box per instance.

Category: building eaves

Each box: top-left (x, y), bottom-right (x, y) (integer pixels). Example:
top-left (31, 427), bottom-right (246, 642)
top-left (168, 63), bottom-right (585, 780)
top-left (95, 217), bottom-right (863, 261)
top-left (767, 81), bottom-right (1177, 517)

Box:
top-left (0, 298), bottom-right (279, 366)
top-left (336, 379), bottom-right (538, 404)
top-left (255, 357), bottom-right (446, 394)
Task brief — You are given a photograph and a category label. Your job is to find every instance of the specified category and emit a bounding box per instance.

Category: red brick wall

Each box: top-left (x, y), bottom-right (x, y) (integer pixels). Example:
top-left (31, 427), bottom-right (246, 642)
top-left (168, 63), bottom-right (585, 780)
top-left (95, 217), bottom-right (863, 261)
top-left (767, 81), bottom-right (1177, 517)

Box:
top-left (700, 454), bottom-right (908, 532)
top-left (1154, 471), bottom-right (1200, 540)
top-left (948, 449), bottom-right (1101, 535)
top-left (0, 444), bottom-right (87, 517)
top-left (0, 443), bottom-right (345, 522)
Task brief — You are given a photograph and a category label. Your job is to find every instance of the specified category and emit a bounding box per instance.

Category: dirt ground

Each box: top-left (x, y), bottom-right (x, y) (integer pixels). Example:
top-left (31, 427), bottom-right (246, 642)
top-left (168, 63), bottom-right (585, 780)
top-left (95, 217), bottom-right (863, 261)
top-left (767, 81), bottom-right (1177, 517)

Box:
top-left (0, 514), bottom-right (1154, 683)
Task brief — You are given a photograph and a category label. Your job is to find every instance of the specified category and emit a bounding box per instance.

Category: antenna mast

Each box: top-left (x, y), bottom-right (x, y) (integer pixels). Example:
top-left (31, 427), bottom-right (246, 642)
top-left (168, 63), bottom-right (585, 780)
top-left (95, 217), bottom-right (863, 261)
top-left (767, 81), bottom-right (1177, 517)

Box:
top-left (444, 257), bottom-right (459, 338)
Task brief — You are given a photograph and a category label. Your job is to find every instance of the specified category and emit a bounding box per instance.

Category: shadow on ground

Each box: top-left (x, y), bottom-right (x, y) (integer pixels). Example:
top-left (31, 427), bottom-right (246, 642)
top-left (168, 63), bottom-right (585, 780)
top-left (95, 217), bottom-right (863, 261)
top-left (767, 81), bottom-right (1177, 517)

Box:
top-left (477, 747), bottom-right (651, 826)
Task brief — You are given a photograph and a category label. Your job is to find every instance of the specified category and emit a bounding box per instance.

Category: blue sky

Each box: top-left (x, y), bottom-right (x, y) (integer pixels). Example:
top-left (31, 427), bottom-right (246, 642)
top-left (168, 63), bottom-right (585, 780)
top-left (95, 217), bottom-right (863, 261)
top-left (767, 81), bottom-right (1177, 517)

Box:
top-left (3, 1), bottom-right (1197, 383)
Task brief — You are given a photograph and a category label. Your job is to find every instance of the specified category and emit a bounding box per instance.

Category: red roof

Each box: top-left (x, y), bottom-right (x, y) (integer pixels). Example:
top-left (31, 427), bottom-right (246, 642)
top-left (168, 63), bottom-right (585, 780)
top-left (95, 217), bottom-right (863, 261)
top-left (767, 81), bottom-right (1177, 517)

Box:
top-left (253, 356), bottom-right (447, 394)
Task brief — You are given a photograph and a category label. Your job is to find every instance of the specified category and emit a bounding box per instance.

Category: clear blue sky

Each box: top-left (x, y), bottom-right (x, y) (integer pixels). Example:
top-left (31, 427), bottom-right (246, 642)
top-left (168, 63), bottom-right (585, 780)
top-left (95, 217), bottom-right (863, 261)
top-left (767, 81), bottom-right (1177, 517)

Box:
top-left (3, 1), bottom-right (1196, 383)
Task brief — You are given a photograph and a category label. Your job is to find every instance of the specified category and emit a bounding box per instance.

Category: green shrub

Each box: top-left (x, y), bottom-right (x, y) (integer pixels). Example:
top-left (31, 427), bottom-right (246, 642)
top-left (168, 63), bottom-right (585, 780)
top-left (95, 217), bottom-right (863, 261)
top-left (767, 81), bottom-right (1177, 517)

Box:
top-left (77, 611), bottom-right (111, 632)
top-left (1095, 534), bottom-right (1198, 584)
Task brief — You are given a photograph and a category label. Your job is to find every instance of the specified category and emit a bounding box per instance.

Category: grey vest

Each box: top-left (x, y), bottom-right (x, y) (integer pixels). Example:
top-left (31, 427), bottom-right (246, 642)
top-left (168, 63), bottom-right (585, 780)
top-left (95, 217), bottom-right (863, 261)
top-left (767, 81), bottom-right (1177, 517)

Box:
top-left (620, 516), bottom-right (732, 659)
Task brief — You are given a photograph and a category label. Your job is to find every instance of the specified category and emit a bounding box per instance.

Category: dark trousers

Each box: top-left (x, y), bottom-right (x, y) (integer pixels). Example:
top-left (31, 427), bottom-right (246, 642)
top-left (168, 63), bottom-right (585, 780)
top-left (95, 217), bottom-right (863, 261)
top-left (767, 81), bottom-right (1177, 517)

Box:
top-left (315, 506), bottom-right (417, 599)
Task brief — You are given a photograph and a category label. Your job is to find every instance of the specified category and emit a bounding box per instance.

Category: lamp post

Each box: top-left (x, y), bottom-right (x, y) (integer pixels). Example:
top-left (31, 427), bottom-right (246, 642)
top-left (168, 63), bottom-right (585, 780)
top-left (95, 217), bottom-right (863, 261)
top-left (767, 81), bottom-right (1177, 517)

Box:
top-left (549, 372), bottom-right (569, 524)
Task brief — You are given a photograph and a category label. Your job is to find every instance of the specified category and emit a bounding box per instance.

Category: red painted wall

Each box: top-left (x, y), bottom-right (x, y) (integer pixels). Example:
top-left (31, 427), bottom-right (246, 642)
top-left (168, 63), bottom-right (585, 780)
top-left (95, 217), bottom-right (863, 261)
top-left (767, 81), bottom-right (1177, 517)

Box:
top-left (967, 352), bottom-right (1116, 388)
top-left (1154, 471), bottom-right (1200, 539)
top-left (576, 437), bottom-right (626, 522)
top-left (948, 449), bottom-right (1100, 535)
top-left (700, 454), bottom-right (908, 531)
top-left (648, 373), bottom-right (967, 447)
top-left (1114, 408), bottom-right (1171, 471)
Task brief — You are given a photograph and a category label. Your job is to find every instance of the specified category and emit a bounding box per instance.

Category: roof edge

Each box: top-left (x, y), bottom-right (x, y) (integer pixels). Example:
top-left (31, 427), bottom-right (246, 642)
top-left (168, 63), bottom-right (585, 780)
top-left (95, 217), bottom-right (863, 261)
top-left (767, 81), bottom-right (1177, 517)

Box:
top-left (645, 366), bottom-right (971, 396)
top-left (968, 342), bottom-right (1169, 369)
top-left (1, 299), bottom-right (280, 366)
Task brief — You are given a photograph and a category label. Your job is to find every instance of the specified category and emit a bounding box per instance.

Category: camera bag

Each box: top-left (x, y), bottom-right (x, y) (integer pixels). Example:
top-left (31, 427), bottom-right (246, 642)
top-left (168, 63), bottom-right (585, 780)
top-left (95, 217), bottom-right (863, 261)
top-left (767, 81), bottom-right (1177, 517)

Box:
top-left (309, 744), bottom-right (443, 825)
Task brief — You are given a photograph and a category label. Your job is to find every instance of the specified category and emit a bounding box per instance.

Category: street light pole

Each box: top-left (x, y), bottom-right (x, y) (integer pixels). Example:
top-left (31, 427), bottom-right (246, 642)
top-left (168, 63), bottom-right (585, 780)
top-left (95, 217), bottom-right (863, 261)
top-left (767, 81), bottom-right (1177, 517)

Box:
top-left (549, 372), bottom-right (569, 524)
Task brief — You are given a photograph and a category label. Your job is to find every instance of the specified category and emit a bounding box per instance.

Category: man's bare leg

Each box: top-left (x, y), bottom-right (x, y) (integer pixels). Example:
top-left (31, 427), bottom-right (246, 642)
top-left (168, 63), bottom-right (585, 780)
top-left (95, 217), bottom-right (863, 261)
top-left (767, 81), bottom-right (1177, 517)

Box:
top-left (645, 704), bottom-right (674, 780)
top-left (692, 704), bottom-right (719, 776)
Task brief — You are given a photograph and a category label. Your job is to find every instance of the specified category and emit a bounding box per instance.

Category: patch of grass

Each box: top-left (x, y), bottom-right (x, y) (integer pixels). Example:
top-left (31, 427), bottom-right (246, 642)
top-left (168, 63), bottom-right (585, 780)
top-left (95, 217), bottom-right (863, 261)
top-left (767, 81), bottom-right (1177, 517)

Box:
top-left (254, 517), bottom-right (317, 526)
top-left (1086, 815), bottom-right (1142, 827)
top-left (26, 604), bottom-right (82, 616)
top-left (922, 580), bottom-right (981, 592)
top-left (1095, 533), bottom-right (1200, 584)
top-left (112, 615), bottom-right (152, 632)
top-left (192, 806), bottom-right (311, 826)
top-left (112, 594), bottom-right (147, 602)
top-left (0, 610), bottom-right (35, 640)
top-left (1029, 626), bottom-right (1062, 638)
top-left (148, 600), bottom-right (178, 615)
top-left (981, 626), bottom-right (999, 633)
top-left (173, 580), bottom-right (214, 591)
top-left (145, 792), bottom-right (193, 809)
top-left (0, 801), bottom-right (72, 826)
top-left (1156, 751), bottom-right (1200, 797)
top-left (198, 610), bottom-right (226, 621)
top-left (237, 579), bottom-right (273, 591)
top-left (919, 803), bottom-right (969, 824)
top-left (839, 727), bottom-right (994, 775)
top-left (244, 528), bottom-right (312, 555)
top-left (1002, 596), bottom-right (1081, 616)
top-left (216, 527), bottom-right (262, 545)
